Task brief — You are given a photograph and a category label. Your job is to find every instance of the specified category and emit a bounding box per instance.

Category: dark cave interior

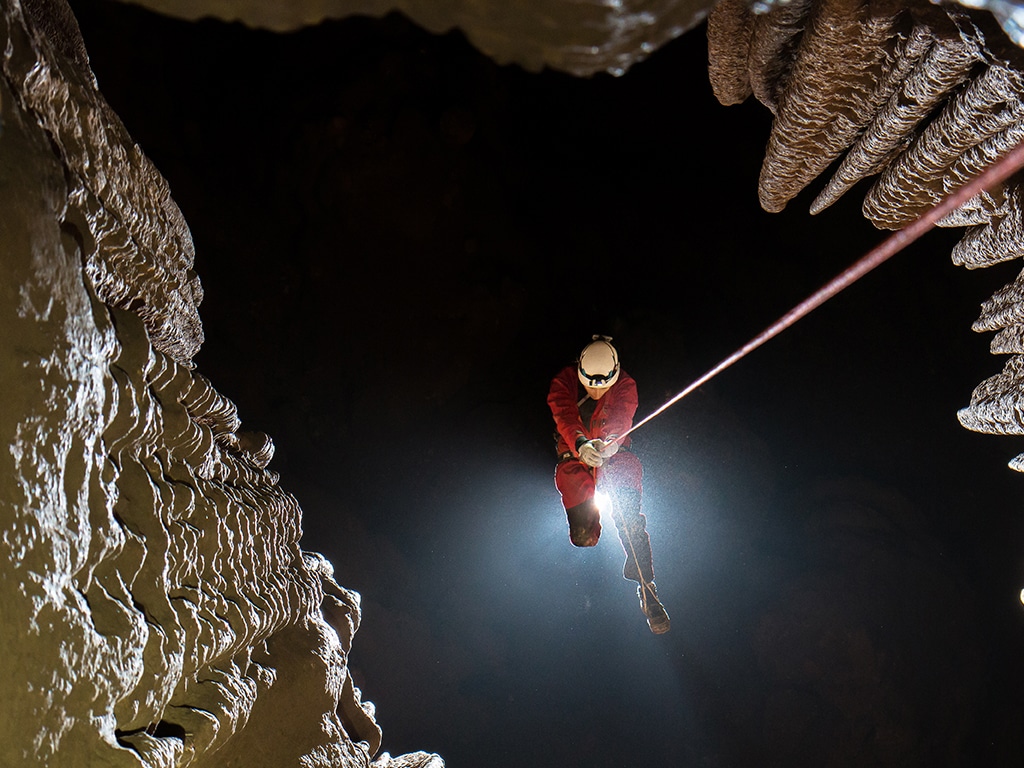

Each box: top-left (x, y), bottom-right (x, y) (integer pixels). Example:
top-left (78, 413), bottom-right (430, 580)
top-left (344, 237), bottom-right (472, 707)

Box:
top-left (67, 1), bottom-right (1024, 763)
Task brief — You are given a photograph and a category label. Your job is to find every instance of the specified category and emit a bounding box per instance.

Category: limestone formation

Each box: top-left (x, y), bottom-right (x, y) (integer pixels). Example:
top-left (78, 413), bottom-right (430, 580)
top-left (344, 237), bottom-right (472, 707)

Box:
top-left (706, 0), bottom-right (1024, 470)
top-left (114, 0), bottom-right (714, 77)
top-left (11, 0), bottom-right (1024, 759)
top-left (0, 0), bottom-right (441, 765)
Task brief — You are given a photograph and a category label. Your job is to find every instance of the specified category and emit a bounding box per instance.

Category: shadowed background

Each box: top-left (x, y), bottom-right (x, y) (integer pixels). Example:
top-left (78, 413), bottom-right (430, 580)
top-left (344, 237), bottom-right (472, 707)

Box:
top-left (69, 1), bottom-right (1024, 763)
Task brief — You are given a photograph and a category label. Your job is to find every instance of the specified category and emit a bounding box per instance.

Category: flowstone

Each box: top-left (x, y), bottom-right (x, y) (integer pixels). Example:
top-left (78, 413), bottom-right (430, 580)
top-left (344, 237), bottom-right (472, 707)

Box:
top-left (0, 0), bottom-right (441, 765)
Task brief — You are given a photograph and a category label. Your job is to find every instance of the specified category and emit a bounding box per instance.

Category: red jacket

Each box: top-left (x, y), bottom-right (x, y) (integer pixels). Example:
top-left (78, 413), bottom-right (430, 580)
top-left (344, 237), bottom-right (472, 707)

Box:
top-left (548, 365), bottom-right (638, 457)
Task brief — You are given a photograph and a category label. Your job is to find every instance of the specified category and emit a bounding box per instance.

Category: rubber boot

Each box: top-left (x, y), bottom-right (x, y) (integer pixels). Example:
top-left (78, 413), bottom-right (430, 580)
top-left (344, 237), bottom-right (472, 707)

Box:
top-left (565, 499), bottom-right (601, 547)
top-left (638, 582), bottom-right (671, 634)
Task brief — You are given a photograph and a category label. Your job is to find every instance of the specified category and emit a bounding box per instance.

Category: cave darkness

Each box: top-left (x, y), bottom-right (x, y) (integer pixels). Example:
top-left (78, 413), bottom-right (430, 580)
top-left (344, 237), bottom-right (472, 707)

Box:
top-left (69, 1), bottom-right (1024, 765)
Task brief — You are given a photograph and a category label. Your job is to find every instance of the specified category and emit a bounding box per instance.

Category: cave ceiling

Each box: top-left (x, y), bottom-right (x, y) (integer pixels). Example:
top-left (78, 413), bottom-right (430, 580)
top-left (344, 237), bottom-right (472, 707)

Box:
top-left (110, 0), bottom-right (1024, 471)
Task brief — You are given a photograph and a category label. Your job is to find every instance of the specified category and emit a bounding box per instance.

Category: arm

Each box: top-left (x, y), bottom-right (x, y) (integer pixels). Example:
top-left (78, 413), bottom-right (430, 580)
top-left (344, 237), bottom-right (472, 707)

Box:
top-left (547, 366), bottom-right (587, 455)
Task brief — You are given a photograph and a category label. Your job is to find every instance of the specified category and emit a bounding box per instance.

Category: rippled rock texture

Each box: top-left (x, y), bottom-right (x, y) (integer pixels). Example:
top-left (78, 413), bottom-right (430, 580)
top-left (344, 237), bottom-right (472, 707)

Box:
top-left (707, 0), bottom-right (1024, 470)
top-left (0, 0), bottom-right (441, 765)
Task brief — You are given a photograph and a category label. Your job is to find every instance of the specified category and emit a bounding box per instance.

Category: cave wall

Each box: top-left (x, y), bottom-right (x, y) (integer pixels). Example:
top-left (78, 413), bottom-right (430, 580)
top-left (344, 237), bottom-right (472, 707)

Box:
top-left (0, 0), bottom-right (441, 765)
top-left (7, 0), bottom-right (1024, 762)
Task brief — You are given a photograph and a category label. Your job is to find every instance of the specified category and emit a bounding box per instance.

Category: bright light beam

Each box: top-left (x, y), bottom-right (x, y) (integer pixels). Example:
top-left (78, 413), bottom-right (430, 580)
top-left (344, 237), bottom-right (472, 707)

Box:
top-left (616, 137), bottom-right (1024, 443)
top-left (594, 490), bottom-right (614, 526)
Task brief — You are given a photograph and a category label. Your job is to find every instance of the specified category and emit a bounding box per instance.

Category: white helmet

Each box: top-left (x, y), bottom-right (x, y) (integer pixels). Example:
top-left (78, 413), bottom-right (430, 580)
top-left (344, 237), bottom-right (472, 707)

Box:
top-left (578, 336), bottom-right (620, 389)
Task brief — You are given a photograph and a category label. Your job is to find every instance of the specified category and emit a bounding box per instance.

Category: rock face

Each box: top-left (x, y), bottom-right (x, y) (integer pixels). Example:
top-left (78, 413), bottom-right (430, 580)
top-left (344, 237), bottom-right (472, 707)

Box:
top-left (0, 0), bottom-right (441, 765)
top-left (707, 0), bottom-right (1024, 470)
top-left (113, 0), bottom-right (714, 77)
top-left (107, 0), bottom-right (1024, 79)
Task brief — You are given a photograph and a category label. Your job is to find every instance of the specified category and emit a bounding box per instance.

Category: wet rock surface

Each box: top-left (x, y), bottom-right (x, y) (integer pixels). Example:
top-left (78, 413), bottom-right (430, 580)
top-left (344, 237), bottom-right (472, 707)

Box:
top-left (0, 0), bottom-right (439, 765)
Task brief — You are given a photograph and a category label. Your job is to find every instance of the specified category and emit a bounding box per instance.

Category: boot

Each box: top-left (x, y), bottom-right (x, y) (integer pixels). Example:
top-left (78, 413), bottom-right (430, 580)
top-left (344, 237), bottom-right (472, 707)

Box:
top-left (638, 582), bottom-right (670, 634)
top-left (565, 499), bottom-right (601, 547)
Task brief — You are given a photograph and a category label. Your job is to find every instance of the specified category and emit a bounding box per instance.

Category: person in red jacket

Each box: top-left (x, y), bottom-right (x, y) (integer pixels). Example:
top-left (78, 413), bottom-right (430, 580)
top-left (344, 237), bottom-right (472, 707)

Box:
top-left (548, 336), bottom-right (670, 634)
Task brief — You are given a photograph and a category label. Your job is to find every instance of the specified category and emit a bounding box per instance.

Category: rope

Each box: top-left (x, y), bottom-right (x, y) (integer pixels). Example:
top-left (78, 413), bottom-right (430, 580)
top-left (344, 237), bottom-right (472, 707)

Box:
top-left (597, 474), bottom-right (655, 605)
top-left (614, 504), bottom-right (655, 605)
top-left (615, 137), bottom-right (1024, 443)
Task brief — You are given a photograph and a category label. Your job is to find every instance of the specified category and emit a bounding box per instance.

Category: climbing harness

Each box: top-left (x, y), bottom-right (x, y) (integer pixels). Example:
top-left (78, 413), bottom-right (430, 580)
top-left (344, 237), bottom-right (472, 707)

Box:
top-left (615, 137), bottom-right (1024, 444)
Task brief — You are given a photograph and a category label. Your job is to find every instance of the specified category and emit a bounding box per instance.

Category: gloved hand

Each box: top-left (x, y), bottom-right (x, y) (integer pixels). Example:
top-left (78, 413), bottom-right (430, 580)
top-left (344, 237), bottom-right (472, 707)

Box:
top-left (578, 439), bottom-right (605, 468)
top-left (599, 437), bottom-right (620, 459)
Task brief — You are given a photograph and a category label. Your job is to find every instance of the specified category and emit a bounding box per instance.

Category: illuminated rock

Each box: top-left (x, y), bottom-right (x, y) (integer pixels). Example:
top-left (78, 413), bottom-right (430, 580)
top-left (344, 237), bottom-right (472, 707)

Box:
top-left (0, 0), bottom-right (440, 765)
top-left (113, 0), bottom-right (714, 77)
top-left (756, 0), bottom-right (908, 214)
top-left (706, 0), bottom-right (1024, 469)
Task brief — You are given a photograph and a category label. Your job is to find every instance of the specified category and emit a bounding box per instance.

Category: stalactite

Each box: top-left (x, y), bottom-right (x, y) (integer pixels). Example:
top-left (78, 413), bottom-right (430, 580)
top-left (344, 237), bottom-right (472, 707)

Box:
top-left (863, 58), bottom-right (1024, 228)
top-left (990, 324), bottom-right (1024, 354)
top-left (747, 0), bottom-right (814, 114)
top-left (952, 185), bottom-right (1024, 274)
top-left (810, 20), bottom-right (980, 214)
top-left (973, 266), bottom-right (1024, 334)
top-left (706, 0), bottom-right (754, 106)
top-left (957, 354), bottom-right (1024, 434)
top-left (968, 265), bottom-right (1024, 357)
top-left (757, 0), bottom-right (907, 213)
top-left (706, 0), bottom-right (817, 112)
top-left (707, 0), bottom-right (1024, 469)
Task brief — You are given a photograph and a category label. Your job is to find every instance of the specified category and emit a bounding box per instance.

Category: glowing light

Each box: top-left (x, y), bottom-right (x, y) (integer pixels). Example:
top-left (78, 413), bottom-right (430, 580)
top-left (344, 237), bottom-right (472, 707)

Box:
top-left (1019, 587), bottom-right (1024, 606)
top-left (594, 490), bottom-right (614, 524)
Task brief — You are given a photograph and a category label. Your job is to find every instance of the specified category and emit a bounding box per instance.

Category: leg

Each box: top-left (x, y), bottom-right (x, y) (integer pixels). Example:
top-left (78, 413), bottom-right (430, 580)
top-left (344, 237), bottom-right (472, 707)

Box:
top-left (554, 459), bottom-right (601, 547)
top-left (610, 488), bottom-right (654, 585)
top-left (598, 452), bottom-right (670, 633)
top-left (596, 451), bottom-right (653, 583)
